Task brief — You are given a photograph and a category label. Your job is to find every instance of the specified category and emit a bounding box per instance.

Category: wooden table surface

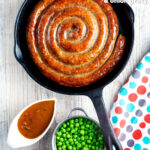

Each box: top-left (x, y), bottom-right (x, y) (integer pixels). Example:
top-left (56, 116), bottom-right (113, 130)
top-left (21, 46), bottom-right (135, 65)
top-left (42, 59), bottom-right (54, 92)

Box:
top-left (0, 0), bottom-right (150, 150)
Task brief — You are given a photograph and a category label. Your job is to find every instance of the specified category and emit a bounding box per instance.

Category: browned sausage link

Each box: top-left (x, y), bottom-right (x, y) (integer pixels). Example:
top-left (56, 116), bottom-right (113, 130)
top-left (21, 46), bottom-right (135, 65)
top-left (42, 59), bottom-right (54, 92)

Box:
top-left (26, 0), bottom-right (126, 87)
top-left (57, 35), bottom-right (126, 87)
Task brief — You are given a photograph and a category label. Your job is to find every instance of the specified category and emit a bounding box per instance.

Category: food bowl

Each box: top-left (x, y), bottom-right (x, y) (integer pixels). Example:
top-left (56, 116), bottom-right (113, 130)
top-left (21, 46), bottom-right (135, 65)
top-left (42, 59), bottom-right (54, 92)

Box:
top-left (52, 108), bottom-right (105, 150)
top-left (7, 99), bottom-right (57, 148)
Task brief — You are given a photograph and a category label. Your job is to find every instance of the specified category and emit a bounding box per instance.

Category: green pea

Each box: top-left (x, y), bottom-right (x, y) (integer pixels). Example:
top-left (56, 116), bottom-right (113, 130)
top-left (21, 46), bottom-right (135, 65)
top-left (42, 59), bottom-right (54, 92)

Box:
top-left (79, 118), bottom-right (83, 122)
top-left (56, 136), bottom-right (60, 140)
top-left (75, 119), bottom-right (78, 122)
top-left (62, 133), bottom-right (66, 138)
top-left (62, 128), bottom-right (66, 133)
top-left (71, 129), bottom-right (75, 133)
top-left (93, 139), bottom-right (96, 143)
top-left (75, 123), bottom-right (79, 127)
top-left (57, 142), bottom-right (62, 146)
top-left (83, 147), bottom-right (89, 150)
top-left (62, 123), bottom-right (67, 128)
top-left (68, 145), bottom-right (72, 150)
top-left (81, 125), bottom-right (85, 130)
top-left (74, 139), bottom-right (77, 142)
top-left (81, 136), bottom-right (85, 141)
top-left (77, 143), bottom-right (81, 148)
top-left (82, 142), bottom-right (86, 146)
top-left (75, 141), bottom-right (78, 145)
top-left (57, 132), bottom-right (62, 136)
top-left (87, 140), bottom-right (91, 144)
top-left (60, 138), bottom-right (64, 142)
top-left (62, 145), bottom-right (66, 149)
top-left (69, 138), bottom-right (73, 143)
top-left (70, 119), bottom-right (74, 124)
top-left (72, 147), bottom-right (76, 150)
top-left (80, 130), bottom-right (84, 135)
top-left (85, 136), bottom-right (88, 140)
top-left (96, 142), bottom-right (99, 146)
top-left (67, 134), bottom-right (71, 138)
top-left (74, 128), bottom-right (78, 132)
top-left (86, 124), bottom-right (90, 128)
top-left (66, 141), bottom-right (69, 145)
top-left (89, 132), bottom-right (94, 137)
top-left (77, 137), bottom-right (80, 141)
top-left (96, 146), bottom-right (99, 150)
top-left (79, 122), bottom-right (83, 125)
top-left (84, 130), bottom-right (88, 135)
top-left (70, 124), bottom-right (74, 129)
top-left (66, 127), bottom-right (71, 132)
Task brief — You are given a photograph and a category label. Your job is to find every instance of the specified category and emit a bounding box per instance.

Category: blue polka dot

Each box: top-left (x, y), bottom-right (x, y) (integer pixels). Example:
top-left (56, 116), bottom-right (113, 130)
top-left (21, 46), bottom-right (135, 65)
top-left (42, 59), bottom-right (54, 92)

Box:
top-left (134, 144), bottom-right (141, 150)
top-left (142, 137), bottom-right (150, 144)
top-left (137, 63), bottom-right (143, 70)
top-left (131, 117), bottom-right (138, 124)
top-left (119, 99), bottom-right (125, 106)
top-left (129, 82), bottom-right (137, 89)
top-left (126, 103), bottom-right (135, 112)
top-left (120, 88), bottom-right (128, 96)
top-left (112, 116), bottom-right (118, 124)
top-left (147, 106), bottom-right (150, 113)
top-left (145, 56), bottom-right (150, 62)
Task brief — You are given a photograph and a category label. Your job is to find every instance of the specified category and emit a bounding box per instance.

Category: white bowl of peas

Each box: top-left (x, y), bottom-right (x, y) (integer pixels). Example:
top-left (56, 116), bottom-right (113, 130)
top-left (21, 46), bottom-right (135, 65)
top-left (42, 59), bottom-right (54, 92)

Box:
top-left (52, 108), bottom-right (105, 150)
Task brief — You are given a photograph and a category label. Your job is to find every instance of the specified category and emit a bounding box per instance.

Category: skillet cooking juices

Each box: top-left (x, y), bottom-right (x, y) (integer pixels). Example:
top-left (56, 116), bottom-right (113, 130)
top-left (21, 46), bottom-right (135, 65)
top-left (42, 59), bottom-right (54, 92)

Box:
top-left (18, 100), bottom-right (55, 139)
top-left (27, 0), bottom-right (126, 87)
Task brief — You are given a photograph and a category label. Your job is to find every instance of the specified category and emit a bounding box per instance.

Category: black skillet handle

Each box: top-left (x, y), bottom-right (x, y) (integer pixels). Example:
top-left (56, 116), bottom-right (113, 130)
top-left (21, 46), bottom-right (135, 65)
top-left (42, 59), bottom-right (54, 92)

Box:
top-left (88, 88), bottom-right (123, 150)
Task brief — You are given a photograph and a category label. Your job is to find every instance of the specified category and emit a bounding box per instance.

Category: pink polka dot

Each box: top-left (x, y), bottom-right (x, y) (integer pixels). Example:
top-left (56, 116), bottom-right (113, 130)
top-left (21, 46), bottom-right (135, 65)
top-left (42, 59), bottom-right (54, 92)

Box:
top-left (132, 129), bottom-right (142, 140)
top-left (120, 119), bottom-right (126, 128)
top-left (142, 76), bottom-right (148, 83)
top-left (114, 128), bottom-right (120, 137)
top-left (124, 149), bottom-right (130, 150)
top-left (115, 96), bottom-right (118, 102)
top-left (124, 79), bottom-right (129, 85)
top-left (137, 86), bottom-right (146, 95)
top-left (139, 122), bottom-right (146, 128)
top-left (128, 93), bottom-right (138, 102)
top-left (144, 114), bottom-right (150, 123)
top-left (115, 107), bottom-right (123, 114)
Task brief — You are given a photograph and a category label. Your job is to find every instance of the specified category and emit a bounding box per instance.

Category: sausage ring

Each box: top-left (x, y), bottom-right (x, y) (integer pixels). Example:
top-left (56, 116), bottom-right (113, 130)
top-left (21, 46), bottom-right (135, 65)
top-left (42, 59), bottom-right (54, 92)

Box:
top-left (27, 0), bottom-right (126, 87)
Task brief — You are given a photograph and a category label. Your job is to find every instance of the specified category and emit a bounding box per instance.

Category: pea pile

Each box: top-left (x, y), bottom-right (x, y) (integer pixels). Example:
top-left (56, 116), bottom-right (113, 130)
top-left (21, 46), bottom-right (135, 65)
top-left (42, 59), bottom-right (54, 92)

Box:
top-left (56, 117), bottom-right (105, 150)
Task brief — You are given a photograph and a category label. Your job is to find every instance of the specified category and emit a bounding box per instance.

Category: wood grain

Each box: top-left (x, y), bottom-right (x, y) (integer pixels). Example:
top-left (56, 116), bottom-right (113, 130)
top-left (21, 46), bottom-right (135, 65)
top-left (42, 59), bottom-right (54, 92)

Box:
top-left (0, 0), bottom-right (150, 150)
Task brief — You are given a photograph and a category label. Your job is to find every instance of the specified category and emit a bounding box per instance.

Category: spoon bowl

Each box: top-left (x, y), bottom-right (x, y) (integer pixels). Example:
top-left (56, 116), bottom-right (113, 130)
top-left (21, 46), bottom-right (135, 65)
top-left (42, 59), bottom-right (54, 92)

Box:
top-left (7, 99), bottom-right (56, 148)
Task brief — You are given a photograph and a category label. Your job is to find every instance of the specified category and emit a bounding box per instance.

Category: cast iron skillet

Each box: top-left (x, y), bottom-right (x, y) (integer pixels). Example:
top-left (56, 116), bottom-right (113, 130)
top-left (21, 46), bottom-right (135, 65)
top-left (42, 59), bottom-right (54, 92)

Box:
top-left (14, 0), bottom-right (134, 149)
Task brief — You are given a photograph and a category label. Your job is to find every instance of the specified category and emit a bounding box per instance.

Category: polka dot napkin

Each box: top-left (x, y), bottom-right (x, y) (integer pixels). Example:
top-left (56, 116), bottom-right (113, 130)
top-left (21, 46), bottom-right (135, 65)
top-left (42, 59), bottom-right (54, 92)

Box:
top-left (110, 51), bottom-right (150, 150)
